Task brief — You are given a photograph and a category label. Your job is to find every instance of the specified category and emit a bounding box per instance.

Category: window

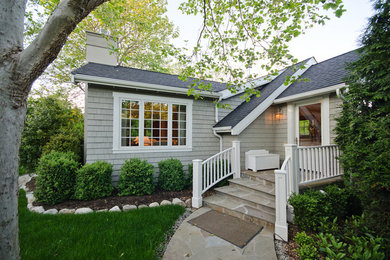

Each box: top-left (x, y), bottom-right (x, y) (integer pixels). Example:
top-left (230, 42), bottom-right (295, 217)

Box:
top-left (298, 103), bottom-right (321, 146)
top-left (113, 93), bottom-right (192, 152)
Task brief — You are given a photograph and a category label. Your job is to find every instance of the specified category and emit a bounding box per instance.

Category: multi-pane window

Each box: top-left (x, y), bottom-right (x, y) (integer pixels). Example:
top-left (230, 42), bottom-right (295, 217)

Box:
top-left (172, 104), bottom-right (186, 146)
top-left (121, 100), bottom-right (139, 146)
top-left (115, 94), bottom-right (191, 150)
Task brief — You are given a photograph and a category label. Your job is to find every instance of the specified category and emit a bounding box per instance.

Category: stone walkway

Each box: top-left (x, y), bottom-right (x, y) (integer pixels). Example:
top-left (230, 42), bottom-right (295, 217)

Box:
top-left (163, 207), bottom-right (277, 260)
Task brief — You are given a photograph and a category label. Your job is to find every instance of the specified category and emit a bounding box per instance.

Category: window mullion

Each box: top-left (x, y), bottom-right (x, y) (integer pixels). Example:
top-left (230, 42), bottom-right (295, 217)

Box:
top-left (168, 103), bottom-right (172, 147)
top-left (140, 100), bottom-right (144, 147)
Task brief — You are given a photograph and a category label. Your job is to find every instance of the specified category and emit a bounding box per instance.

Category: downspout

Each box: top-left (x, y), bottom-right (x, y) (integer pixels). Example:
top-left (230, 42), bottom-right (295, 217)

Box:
top-left (214, 97), bottom-right (223, 152)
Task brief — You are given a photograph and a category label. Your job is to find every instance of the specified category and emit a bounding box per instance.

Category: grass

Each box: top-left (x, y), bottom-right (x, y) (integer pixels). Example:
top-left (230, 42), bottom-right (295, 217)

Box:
top-left (19, 189), bottom-right (185, 259)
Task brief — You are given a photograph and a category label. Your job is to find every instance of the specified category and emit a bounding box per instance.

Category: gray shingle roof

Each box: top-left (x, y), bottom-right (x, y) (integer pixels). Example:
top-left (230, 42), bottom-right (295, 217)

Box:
top-left (277, 50), bottom-right (359, 99)
top-left (72, 62), bottom-right (227, 92)
top-left (214, 59), bottom-right (310, 128)
top-left (214, 50), bottom-right (359, 129)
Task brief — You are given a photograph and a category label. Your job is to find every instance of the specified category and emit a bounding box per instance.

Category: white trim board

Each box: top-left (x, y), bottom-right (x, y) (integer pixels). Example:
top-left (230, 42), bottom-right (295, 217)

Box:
top-left (273, 83), bottom-right (346, 104)
top-left (230, 57), bottom-right (317, 135)
top-left (73, 74), bottom-right (222, 98)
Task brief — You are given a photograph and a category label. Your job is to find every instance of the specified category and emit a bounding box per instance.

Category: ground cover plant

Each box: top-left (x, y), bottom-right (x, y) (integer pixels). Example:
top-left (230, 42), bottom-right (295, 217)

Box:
top-left (19, 190), bottom-right (185, 260)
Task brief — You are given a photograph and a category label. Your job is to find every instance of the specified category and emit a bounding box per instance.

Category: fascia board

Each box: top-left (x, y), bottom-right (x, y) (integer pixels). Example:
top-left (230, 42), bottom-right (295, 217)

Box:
top-left (212, 126), bottom-right (232, 133)
top-left (231, 57), bottom-right (317, 135)
top-left (73, 74), bottom-right (222, 98)
top-left (273, 83), bottom-right (346, 104)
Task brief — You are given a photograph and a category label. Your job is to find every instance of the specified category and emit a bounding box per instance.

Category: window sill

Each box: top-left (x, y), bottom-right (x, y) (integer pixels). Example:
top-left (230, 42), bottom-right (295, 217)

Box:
top-left (112, 147), bottom-right (193, 154)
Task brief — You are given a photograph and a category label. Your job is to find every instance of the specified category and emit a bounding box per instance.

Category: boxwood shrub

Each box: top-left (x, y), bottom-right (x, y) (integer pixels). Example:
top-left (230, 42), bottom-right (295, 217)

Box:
top-left (74, 161), bottom-right (113, 200)
top-left (35, 151), bottom-right (79, 205)
top-left (187, 163), bottom-right (193, 189)
top-left (158, 158), bottom-right (186, 191)
top-left (118, 158), bottom-right (155, 196)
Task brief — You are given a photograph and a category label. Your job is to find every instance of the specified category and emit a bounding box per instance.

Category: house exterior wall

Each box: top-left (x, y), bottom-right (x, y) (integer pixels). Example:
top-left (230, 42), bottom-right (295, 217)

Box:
top-left (221, 104), bottom-right (288, 169)
top-left (85, 84), bottom-right (220, 183)
top-left (329, 93), bottom-right (343, 144)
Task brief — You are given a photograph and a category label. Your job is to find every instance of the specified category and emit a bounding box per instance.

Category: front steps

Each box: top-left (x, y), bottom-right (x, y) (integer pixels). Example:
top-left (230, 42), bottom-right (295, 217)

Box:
top-left (203, 170), bottom-right (276, 231)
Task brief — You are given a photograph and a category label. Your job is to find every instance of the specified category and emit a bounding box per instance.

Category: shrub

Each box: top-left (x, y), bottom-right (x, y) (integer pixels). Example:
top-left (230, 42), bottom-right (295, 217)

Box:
top-left (118, 158), bottom-right (155, 196)
top-left (35, 151), bottom-right (79, 205)
top-left (74, 161), bottom-right (113, 200)
top-left (187, 163), bottom-right (193, 188)
top-left (158, 158), bottom-right (186, 191)
top-left (42, 132), bottom-right (83, 163)
top-left (294, 232), bottom-right (319, 260)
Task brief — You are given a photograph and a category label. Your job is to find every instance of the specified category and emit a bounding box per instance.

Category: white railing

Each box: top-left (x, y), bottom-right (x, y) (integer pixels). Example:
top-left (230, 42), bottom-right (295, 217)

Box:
top-left (297, 145), bottom-right (342, 184)
top-left (192, 141), bottom-right (241, 208)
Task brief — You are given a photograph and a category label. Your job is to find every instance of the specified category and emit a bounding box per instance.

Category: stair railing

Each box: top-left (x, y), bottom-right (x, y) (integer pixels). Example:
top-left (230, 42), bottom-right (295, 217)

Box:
top-left (274, 156), bottom-right (290, 241)
top-left (192, 141), bottom-right (240, 208)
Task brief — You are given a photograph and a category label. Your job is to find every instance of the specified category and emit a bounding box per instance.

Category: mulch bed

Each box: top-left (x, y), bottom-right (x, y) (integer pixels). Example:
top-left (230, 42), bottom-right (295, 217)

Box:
top-left (27, 177), bottom-right (215, 211)
top-left (285, 223), bottom-right (300, 260)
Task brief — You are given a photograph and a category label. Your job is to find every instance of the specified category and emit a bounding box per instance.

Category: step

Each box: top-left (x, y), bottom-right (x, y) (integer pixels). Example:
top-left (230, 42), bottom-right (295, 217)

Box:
top-left (204, 194), bottom-right (275, 230)
top-left (228, 178), bottom-right (275, 200)
top-left (214, 186), bottom-right (275, 216)
top-left (242, 171), bottom-right (275, 187)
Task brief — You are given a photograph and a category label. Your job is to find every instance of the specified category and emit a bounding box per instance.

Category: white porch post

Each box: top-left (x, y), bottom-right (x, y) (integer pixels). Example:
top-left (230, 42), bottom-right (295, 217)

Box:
top-left (274, 169), bottom-right (288, 241)
top-left (192, 159), bottom-right (203, 208)
top-left (232, 141), bottom-right (241, 179)
top-left (285, 144), bottom-right (299, 196)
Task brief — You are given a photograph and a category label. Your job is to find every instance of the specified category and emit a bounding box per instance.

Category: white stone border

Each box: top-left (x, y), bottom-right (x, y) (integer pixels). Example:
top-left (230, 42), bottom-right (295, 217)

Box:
top-left (19, 174), bottom-right (192, 215)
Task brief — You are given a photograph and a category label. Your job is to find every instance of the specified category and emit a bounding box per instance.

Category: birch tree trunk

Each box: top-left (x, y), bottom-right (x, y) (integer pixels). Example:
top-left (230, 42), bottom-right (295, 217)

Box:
top-left (0, 1), bottom-right (106, 258)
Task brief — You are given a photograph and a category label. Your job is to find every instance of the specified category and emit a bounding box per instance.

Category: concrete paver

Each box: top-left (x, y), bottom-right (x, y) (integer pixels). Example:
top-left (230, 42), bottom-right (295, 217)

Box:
top-left (163, 208), bottom-right (277, 260)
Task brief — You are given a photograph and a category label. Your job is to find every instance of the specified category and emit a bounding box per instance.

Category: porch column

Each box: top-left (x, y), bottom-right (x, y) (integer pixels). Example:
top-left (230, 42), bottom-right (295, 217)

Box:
top-left (192, 159), bottom-right (203, 208)
top-left (285, 144), bottom-right (299, 196)
top-left (232, 141), bottom-right (241, 179)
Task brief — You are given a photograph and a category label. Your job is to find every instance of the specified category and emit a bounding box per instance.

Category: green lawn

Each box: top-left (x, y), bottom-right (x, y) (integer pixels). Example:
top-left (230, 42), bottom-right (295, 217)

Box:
top-left (19, 190), bottom-right (185, 259)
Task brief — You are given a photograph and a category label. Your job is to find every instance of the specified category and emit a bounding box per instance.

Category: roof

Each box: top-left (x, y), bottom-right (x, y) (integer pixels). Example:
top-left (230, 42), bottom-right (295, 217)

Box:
top-left (276, 50), bottom-right (359, 99)
top-left (214, 50), bottom-right (360, 129)
top-left (214, 59), bottom-right (310, 128)
top-left (72, 62), bottom-right (227, 92)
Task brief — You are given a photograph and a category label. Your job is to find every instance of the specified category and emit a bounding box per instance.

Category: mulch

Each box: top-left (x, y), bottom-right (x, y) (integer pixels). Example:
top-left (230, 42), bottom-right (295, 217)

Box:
top-left (26, 177), bottom-right (215, 211)
top-left (285, 224), bottom-right (300, 260)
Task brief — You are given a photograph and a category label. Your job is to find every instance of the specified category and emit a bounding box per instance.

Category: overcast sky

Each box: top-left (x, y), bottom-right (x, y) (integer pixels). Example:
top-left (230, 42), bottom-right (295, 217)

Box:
top-left (167, 0), bottom-right (375, 63)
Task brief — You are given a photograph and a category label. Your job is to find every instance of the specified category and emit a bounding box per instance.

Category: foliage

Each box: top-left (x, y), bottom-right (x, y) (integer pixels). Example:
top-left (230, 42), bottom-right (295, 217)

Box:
top-left (25, 0), bottom-right (178, 92)
top-left (74, 161), bottom-right (113, 200)
top-left (335, 0), bottom-right (390, 239)
top-left (19, 94), bottom-right (83, 172)
top-left (288, 186), bottom-right (361, 231)
top-left (187, 163), bottom-right (193, 189)
top-left (42, 133), bottom-right (83, 163)
top-left (118, 158), bottom-right (155, 196)
top-left (158, 158), bottom-right (186, 191)
top-left (19, 189), bottom-right (185, 260)
top-left (34, 152), bottom-right (79, 205)
top-left (294, 232), bottom-right (319, 260)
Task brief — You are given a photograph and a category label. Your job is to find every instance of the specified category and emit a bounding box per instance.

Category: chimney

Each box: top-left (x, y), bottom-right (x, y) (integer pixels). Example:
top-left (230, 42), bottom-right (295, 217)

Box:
top-left (86, 30), bottom-right (117, 66)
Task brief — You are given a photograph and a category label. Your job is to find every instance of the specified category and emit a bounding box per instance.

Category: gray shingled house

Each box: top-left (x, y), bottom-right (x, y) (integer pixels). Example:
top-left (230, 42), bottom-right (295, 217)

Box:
top-left (72, 31), bottom-right (358, 186)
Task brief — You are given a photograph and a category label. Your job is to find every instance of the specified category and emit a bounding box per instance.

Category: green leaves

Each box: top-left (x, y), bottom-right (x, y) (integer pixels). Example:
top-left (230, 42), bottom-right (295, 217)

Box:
top-left (158, 158), bottom-right (186, 191)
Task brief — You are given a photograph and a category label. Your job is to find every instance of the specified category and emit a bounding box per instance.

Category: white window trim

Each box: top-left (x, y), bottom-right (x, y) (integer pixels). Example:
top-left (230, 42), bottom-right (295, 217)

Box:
top-left (113, 92), bottom-right (193, 153)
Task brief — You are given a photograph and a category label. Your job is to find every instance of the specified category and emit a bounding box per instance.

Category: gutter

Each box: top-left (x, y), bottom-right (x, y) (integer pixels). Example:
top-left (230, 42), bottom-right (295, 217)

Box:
top-left (72, 74), bottom-right (222, 99)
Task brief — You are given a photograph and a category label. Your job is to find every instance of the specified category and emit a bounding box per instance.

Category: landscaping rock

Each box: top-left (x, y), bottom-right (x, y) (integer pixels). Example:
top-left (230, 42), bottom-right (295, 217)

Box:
top-left (31, 206), bottom-right (45, 213)
top-left (27, 203), bottom-right (33, 209)
top-left (138, 204), bottom-right (148, 209)
top-left (160, 200), bottom-right (172, 206)
top-left (123, 205), bottom-right (137, 211)
top-left (97, 209), bottom-right (108, 213)
top-left (185, 198), bottom-right (192, 208)
top-left (59, 208), bottom-right (75, 214)
top-left (109, 206), bottom-right (121, 212)
top-left (18, 175), bottom-right (31, 188)
top-left (172, 198), bottom-right (185, 207)
top-left (75, 208), bottom-right (93, 214)
top-left (26, 192), bottom-right (35, 204)
top-left (149, 202), bottom-right (159, 207)
top-left (44, 209), bottom-right (58, 215)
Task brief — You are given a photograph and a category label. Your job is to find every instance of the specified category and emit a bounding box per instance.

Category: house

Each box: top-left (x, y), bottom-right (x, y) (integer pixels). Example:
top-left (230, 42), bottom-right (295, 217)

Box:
top-left (72, 31), bottom-right (358, 184)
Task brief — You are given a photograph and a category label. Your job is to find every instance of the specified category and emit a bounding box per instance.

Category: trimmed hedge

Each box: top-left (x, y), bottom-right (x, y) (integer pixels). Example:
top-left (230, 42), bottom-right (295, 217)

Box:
top-left (42, 133), bottom-right (83, 163)
top-left (74, 161), bottom-right (113, 200)
top-left (158, 158), bottom-right (186, 191)
top-left (35, 152), bottom-right (79, 205)
top-left (118, 158), bottom-right (155, 196)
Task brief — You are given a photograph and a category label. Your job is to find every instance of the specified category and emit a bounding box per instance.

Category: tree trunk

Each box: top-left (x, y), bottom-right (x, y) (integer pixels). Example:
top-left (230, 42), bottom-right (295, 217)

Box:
top-left (0, 82), bottom-right (28, 260)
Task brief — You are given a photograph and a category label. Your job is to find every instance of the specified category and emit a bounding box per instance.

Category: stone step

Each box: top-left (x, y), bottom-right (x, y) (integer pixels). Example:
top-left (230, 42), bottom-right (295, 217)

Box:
top-left (214, 186), bottom-right (275, 216)
top-left (242, 171), bottom-right (275, 188)
top-left (204, 194), bottom-right (275, 230)
top-left (228, 178), bottom-right (275, 200)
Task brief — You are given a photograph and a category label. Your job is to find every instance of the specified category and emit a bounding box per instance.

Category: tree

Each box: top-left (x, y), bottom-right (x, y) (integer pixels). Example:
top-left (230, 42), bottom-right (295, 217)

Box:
top-left (25, 0), bottom-right (178, 92)
top-left (335, 0), bottom-right (390, 240)
top-left (0, 1), bottom-right (344, 258)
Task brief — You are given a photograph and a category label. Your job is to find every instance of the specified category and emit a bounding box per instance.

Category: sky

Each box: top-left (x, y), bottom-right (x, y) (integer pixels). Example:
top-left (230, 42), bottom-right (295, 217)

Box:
top-left (167, 0), bottom-right (375, 64)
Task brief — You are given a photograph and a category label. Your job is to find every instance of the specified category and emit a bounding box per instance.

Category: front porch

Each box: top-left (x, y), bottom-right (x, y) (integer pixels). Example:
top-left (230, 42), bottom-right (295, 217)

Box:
top-left (192, 141), bottom-right (343, 241)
